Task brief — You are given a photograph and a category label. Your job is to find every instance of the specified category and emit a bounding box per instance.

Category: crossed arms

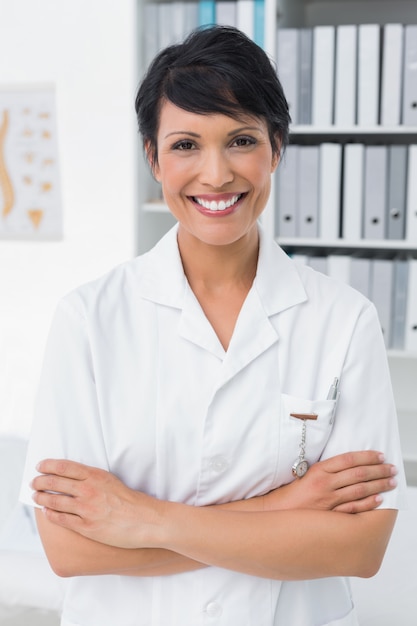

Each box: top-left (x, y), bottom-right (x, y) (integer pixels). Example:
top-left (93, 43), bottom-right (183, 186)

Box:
top-left (32, 451), bottom-right (398, 580)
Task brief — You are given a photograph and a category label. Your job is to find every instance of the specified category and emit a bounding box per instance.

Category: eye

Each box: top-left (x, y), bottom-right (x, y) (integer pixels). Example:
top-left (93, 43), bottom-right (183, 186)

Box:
top-left (231, 135), bottom-right (257, 148)
top-left (172, 140), bottom-right (196, 151)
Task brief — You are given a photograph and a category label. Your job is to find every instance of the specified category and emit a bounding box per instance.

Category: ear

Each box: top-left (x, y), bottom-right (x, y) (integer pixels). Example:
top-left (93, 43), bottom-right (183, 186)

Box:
top-left (145, 140), bottom-right (161, 181)
top-left (270, 135), bottom-right (282, 173)
top-left (271, 151), bottom-right (280, 173)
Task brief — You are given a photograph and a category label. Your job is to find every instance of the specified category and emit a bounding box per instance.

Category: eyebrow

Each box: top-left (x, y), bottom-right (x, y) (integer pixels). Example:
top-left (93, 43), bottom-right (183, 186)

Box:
top-left (163, 126), bottom-right (263, 140)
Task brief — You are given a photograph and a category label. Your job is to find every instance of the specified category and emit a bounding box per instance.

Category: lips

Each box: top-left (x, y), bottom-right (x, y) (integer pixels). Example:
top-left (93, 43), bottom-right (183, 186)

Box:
top-left (191, 193), bottom-right (244, 212)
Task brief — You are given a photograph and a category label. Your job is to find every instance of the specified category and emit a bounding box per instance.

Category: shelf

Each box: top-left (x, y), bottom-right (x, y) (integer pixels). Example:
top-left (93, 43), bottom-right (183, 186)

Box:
top-left (277, 238), bottom-right (417, 255)
top-left (143, 201), bottom-right (168, 213)
top-left (291, 125), bottom-right (417, 136)
top-left (388, 350), bottom-right (417, 360)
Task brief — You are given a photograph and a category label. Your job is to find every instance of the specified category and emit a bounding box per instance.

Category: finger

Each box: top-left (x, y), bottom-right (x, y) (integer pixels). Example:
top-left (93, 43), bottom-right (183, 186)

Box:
top-left (31, 473), bottom-right (81, 498)
top-left (32, 488), bottom-right (78, 515)
top-left (333, 476), bottom-right (397, 509)
top-left (319, 450), bottom-right (386, 474)
top-left (41, 506), bottom-right (87, 535)
top-left (334, 494), bottom-right (384, 514)
top-left (331, 463), bottom-right (397, 492)
top-left (36, 459), bottom-right (89, 480)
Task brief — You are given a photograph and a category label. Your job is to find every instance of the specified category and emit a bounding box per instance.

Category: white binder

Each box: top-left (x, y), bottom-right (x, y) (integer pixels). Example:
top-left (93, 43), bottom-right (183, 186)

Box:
top-left (380, 24), bottom-right (404, 126)
top-left (308, 256), bottom-right (328, 275)
top-left (298, 146), bottom-right (319, 238)
top-left (236, 0), bottom-right (254, 40)
top-left (275, 145), bottom-right (298, 238)
top-left (371, 259), bottom-right (394, 348)
top-left (363, 146), bottom-right (388, 239)
top-left (158, 2), bottom-right (175, 49)
top-left (319, 143), bottom-right (342, 240)
top-left (276, 28), bottom-right (299, 125)
top-left (402, 25), bottom-right (417, 126)
top-left (144, 3), bottom-right (160, 67)
top-left (387, 145), bottom-right (407, 240)
top-left (184, 2), bottom-right (199, 35)
top-left (350, 257), bottom-right (371, 298)
top-left (406, 145), bottom-right (417, 243)
top-left (299, 29), bottom-right (313, 125)
top-left (342, 144), bottom-right (364, 241)
top-left (357, 24), bottom-right (381, 126)
top-left (215, 1), bottom-right (237, 26)
top-left (327, 255), bottom-right (351, 285)
top-left (334, 25), bottom-right (357, 127)
top-left (312, 26), bottom-right (335, 126)
top-left (391, 259), bottom-right (409, 351)
top-left (405, 259), bottom-right (417, 352)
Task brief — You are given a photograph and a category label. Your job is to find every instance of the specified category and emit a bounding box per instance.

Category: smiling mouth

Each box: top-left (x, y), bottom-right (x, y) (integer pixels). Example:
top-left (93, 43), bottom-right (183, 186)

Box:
top-left (192, 193), bottom-right (244, 212)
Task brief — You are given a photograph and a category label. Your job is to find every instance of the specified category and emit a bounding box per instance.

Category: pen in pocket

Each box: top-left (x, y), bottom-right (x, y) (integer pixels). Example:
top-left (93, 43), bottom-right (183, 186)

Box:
top-left (327, 377), bottom-right (339, 400)
top-left (327, 378), bottom-right (340, 424)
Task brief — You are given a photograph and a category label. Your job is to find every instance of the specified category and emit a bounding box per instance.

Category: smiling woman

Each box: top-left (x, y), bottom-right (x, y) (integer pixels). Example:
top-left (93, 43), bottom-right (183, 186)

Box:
top-left (20, 25), bottom-right (406, 626)
top-left (151, 101), bottom-right (278, 254)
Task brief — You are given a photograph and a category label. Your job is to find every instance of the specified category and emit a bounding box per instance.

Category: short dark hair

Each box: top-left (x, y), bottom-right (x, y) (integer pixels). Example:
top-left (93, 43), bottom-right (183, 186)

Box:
top-left (135, 25), bottom-right (291, 165)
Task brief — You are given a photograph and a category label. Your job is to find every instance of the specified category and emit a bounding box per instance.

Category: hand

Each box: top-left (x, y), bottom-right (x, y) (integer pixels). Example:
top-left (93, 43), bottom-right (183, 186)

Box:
top-left (31, 460), bottom-right (161, 549)
top-left (263, 451), bottom-right (397, 514)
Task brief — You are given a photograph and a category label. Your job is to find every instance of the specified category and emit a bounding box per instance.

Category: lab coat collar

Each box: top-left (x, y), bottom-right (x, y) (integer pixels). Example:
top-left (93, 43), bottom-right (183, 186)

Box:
top-left (139, 223), bottom-right (307, 317)
top-left (139, 224), bottom-right (307, 368)
top-left (254, 223), bottom-right (307, 316)
top-left (138, 223), bottom-right (187, 309)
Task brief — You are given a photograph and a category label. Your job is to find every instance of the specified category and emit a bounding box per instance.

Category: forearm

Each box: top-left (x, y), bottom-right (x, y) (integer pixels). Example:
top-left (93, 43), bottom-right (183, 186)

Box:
top-left (36, 496), bottom-right (266, 578)
top-left (35, 509), bottom-right (204, 578)
top-left (33, 453), bottom-right (397, 578)
top-left (157, 505), bottom-right (397, 580)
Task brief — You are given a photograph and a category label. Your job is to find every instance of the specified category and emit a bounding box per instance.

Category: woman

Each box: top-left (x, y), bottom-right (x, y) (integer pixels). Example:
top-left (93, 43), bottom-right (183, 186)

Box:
top-left (21, 26), bottom-right (406, 626)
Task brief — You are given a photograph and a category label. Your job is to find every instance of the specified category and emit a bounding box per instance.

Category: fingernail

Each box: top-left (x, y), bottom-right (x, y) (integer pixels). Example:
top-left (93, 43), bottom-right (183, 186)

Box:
top-left (378, 453), bottom-right (385, 462)
top-left (375, 494), bottom-right (383, 504)
top-left (391, 465), bottom-right (398, 476)
top-left (389, 478), bottom-right (398, 488)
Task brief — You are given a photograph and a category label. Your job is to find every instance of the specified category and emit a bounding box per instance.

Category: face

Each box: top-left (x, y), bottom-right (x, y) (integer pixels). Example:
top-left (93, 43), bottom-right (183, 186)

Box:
top-left (150, 101), bottom-right (279, 250)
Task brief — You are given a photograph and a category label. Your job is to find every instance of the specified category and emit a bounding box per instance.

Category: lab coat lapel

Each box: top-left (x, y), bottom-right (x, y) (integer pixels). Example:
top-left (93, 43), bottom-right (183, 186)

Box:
top-left (215, 226), bottom-right (308, 388)
top-left (219, 287), bottom-right (279, 385)
top-left (139, 224), bottom-right (307, 370)
top-left (178, 283), bottom-right (226, 359)
top-left (139, 225), bottom-right (226, 358)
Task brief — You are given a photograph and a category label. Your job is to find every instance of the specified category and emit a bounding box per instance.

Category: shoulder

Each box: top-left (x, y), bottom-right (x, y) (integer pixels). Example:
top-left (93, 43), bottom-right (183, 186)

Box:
top-left (57, 226), bottom-right (182, 321)
top-left (294, 260), bottom-right (371, 311)
top-left (57, 255), bottom-right (148, 322)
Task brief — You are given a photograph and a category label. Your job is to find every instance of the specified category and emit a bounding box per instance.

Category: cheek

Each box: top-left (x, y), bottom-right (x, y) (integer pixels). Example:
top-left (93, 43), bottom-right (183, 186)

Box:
top-left (156, 156), bottom-right (192, 188)
top-left (251, 164), bottom-right (272, 195)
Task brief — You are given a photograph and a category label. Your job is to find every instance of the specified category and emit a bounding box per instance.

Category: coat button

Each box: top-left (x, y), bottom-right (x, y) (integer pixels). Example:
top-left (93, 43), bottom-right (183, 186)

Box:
top-left (209, 455), bottom-right (229, 473)
top-left (205, 601), bottom-right (223, 618)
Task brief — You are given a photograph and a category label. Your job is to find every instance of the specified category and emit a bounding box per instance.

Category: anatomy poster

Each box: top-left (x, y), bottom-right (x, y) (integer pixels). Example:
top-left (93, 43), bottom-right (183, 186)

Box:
top-left (0, 85), bottom-right (62, 239)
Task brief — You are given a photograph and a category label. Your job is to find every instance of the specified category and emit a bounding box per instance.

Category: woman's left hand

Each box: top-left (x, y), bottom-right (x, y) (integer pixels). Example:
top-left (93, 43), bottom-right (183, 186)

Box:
top-left (31, 459), bottom-right (161, 549)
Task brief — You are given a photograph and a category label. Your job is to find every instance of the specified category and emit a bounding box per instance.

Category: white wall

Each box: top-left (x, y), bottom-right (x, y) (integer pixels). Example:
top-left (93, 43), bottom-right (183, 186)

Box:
top-left (0, 0), bottom-right (138, 435)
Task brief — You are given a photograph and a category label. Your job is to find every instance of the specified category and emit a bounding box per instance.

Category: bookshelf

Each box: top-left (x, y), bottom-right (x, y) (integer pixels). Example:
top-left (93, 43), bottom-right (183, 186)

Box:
top-left (137, 0), bottom-right (417, 480)
top-left (274, 0), bottom-right (417, 481)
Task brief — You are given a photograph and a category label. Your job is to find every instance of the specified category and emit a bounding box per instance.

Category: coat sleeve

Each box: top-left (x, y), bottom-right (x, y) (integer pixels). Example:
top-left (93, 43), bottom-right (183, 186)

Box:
top-left (19, 294), bottom-right (109, 507)
top-left (321, 300), bottom-right (408, 510)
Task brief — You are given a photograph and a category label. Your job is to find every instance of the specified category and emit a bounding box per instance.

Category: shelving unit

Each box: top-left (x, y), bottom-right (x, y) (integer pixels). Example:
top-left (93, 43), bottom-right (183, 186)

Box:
top-left (274, 0), bottom-right (417, 481)
top-left (137, 0), bottom-right (417, 481)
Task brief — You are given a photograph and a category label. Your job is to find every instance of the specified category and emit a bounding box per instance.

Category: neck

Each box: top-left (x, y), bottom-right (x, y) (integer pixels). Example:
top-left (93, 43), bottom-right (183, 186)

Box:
top-left (177, 226), bottom-right (260, 293)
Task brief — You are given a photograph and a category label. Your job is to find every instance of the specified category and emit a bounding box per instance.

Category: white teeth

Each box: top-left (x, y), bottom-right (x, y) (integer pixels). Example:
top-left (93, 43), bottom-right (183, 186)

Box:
top-left (194, 194), bottom-right (242, 211)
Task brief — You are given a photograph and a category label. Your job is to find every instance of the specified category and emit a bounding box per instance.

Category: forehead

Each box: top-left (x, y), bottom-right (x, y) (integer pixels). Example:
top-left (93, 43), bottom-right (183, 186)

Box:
top-left (157, 100), bottom-right (267, 138)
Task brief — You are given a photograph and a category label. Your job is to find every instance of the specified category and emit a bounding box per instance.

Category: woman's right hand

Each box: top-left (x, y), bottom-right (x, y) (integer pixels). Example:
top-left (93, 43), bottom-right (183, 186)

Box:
top-left (263, 451), bottom-right (398, 514)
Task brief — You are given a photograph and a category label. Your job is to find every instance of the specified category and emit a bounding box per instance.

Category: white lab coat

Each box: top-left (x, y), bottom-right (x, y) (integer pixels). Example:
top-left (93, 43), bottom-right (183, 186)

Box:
top-left (20, 224), bottom-right (407, 626)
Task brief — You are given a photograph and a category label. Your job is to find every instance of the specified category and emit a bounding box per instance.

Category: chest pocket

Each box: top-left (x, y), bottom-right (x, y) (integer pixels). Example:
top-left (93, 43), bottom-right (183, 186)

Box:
top-left (277, 393), bottom-right (337, 484)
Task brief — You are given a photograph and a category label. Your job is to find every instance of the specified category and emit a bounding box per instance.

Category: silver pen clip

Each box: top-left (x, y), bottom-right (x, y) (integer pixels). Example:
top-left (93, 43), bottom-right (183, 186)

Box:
top-left (327, 377), bottom-right (340, 424)
top-left (326, 377), bottom-right (339, 400)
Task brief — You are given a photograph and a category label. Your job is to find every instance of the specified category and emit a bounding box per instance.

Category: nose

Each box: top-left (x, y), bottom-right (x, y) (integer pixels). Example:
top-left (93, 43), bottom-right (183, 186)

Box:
top-left (198, 148), bottom-right (234, 188)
